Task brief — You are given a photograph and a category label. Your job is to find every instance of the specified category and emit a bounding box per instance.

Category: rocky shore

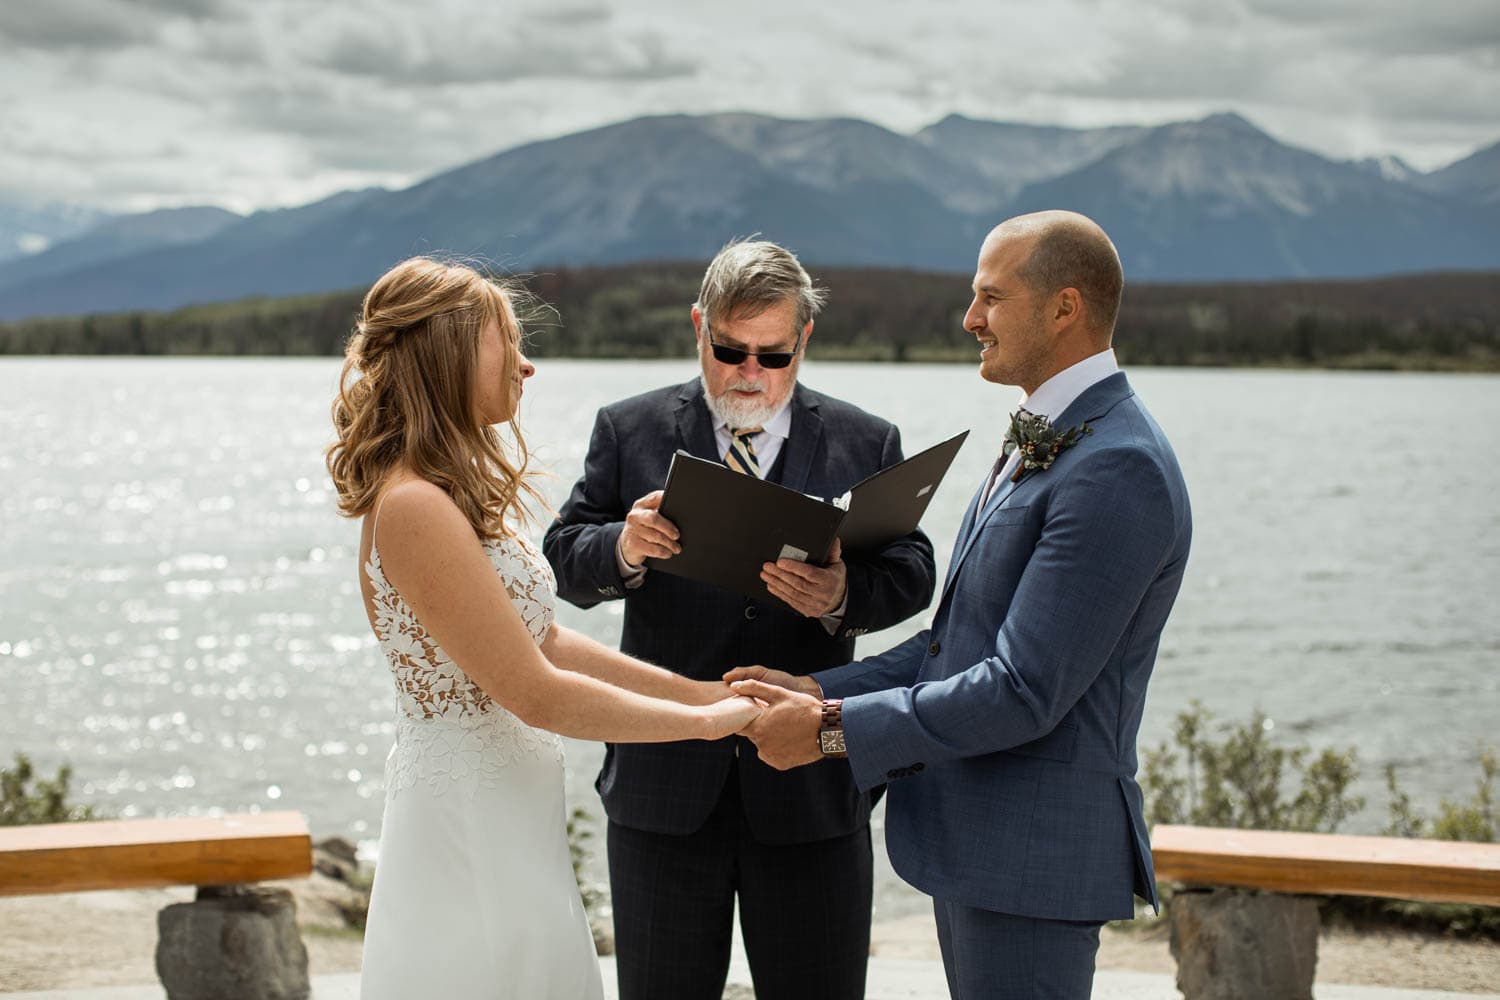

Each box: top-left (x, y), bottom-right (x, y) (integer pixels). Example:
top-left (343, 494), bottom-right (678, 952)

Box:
top-left (1, 839), bottom-right (1496, 995)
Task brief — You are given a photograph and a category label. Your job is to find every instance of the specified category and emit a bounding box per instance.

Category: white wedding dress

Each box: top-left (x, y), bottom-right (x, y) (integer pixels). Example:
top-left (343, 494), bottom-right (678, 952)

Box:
top-left (359, 521), bottom-right (604, 999)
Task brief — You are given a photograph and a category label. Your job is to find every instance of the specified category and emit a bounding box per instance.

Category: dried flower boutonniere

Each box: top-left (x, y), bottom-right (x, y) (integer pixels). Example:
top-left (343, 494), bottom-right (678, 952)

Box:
top-left (1003, 408), bottom-right (1091, 482)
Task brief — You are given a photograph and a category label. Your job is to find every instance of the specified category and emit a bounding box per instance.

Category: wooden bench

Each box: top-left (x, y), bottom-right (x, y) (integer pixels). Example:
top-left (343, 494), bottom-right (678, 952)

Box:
top-left (1152, 823), bottom-right (1500, 905)
top-left (0, 811), bottom-right (312, 896)
top-left (0, 812), bottom-right (314, 998)
top-left (1151, 824), bottom-right (1500, 1000)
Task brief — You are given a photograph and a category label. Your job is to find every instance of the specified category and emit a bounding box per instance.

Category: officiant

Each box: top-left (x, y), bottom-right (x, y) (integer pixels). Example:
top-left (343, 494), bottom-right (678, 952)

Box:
top-left (543, 238), bottom-right (936, 1000)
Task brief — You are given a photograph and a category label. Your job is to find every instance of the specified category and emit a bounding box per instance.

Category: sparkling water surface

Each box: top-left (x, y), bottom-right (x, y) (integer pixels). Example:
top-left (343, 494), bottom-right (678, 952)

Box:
top-left (2, 357), bottom-right (1497, 919)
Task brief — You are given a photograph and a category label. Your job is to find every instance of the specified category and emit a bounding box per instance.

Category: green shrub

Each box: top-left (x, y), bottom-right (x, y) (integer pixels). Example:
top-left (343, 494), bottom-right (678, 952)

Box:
top-left (1140, 707), bottom-right (1498, 939)
top-left (1385, 748), bottom-right (1496, 844)
top-left (1141, 701), bottom-right (1363, 832)
top-left (0, 753), bottom-right (98, 826)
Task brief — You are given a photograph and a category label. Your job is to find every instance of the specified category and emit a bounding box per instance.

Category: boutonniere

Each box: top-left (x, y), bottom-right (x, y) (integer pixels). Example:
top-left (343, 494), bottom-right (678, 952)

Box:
top-left (1003, 408), bottom-right (1091, 482)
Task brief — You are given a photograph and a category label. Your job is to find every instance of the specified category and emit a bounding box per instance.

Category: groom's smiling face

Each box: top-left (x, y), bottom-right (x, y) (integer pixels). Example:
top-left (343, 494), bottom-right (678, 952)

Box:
top-left (965, 233), bottom-right (1050, 392)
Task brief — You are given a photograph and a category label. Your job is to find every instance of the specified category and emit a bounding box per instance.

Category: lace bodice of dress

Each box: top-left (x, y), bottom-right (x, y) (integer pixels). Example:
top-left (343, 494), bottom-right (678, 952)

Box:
top-left (365, 528), bottom-right (563, 796)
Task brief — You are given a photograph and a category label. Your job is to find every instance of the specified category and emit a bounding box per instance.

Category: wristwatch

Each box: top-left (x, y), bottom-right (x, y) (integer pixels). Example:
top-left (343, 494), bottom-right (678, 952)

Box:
top-left (818, 699), bottom-right (847, 758)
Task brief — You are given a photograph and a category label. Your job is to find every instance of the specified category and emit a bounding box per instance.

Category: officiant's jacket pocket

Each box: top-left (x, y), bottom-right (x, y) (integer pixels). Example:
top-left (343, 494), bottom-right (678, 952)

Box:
top-left (1005, 720), bottom-right (1078, 764)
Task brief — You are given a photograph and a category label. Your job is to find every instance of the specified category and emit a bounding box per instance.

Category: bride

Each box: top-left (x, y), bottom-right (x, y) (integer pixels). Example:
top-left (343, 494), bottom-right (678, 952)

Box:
top-left (326, 257), bottom-right (760, 999)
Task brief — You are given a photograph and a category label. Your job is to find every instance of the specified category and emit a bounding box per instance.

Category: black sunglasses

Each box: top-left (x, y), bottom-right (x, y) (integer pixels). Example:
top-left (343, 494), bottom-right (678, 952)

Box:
top-left (705, 323), bottom-right (804, 370)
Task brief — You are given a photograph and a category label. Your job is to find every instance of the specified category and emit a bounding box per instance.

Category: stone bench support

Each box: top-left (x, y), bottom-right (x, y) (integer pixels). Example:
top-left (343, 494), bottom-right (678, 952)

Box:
top-left (156, 883), bottom-right (311, 1000)
top-left (1168, 887), bottom-right (1319, 1000)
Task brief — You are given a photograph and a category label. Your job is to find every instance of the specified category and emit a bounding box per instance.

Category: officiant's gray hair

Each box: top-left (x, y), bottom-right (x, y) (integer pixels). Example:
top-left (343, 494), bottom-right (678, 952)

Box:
top-left (695, 238), bottom-right (827, 334)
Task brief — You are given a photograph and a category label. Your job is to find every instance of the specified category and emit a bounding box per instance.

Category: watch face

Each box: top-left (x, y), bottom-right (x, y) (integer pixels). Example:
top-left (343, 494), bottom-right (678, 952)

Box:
top-left (819, 729), bottom-right (846, 754)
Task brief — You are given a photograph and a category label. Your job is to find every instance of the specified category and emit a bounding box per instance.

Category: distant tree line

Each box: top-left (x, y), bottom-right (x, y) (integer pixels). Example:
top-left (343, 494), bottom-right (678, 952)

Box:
top-left (2, 264), bottom-right (1497, 371)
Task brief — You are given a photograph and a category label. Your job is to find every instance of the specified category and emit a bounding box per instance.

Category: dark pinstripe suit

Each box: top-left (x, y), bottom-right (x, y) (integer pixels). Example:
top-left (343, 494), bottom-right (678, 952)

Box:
top-left (543, 378), bottom-right (935, 999)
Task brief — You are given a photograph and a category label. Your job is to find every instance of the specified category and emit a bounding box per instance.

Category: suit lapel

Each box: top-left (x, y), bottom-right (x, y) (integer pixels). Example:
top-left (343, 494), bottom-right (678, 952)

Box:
top-left (674, 380), bottom-right (719, 461)
top-left (942, 480), bottom-right (987, 594)
top-left (775, 386), bottom-right (823, 495)
top-left (939, 372), bottom-right (1137, 605)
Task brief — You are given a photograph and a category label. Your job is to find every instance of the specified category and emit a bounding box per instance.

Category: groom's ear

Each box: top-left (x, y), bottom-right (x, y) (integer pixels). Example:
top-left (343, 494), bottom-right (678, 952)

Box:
top-left (1050, 287), bottom-right (1083, 334)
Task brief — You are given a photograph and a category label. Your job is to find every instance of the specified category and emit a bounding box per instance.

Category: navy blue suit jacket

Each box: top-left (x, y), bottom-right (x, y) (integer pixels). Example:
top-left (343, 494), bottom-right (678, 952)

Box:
top-left (544, 378), bottom-right (937, 844)
top-left (815, 373), bottom-right (1191, 920)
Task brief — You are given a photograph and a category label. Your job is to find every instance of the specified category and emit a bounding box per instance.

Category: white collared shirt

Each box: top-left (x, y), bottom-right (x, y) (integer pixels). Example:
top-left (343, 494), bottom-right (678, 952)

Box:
top-left (709, 393), bottom-right (793, 473)
top-left (985, 348), bottom-right (1120, 503)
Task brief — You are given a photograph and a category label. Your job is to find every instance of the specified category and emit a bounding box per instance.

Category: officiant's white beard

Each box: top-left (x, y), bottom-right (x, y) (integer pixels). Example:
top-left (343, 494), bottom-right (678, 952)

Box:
top-left (701, 374), bottom-right (791, 430)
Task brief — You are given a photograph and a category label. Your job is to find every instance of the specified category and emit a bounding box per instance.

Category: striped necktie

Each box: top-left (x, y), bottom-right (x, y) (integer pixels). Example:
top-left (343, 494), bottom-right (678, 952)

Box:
top-left (724, 426), bottom-right (763, 478)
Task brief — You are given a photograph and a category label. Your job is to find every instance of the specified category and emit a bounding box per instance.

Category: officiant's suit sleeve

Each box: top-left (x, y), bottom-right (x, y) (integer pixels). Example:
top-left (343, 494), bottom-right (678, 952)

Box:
top-left (833, 424), bottom-right (937, 639)
top-left (833, 445), bottom-right (1181, 793)
top-left (543, 407), bottom-right (633, 609)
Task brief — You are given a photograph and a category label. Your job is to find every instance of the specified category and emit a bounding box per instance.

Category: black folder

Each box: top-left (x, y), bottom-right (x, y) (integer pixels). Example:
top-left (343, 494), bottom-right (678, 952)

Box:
top-left (646, 430), bottom-right (968, 604)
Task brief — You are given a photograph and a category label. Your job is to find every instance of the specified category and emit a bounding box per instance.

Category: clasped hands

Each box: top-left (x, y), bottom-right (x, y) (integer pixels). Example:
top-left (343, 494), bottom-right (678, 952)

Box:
top-left (620, 491), bottom-right (848, 618)
top-left (696, 666), bottom-right (829, 771)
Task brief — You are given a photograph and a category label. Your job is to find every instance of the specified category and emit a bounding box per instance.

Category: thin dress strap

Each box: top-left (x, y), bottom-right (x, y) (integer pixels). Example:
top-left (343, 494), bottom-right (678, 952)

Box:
top-left (371, 492), bottom-right (389, 543)
top-left (367, 492), bottom-right (392, 576)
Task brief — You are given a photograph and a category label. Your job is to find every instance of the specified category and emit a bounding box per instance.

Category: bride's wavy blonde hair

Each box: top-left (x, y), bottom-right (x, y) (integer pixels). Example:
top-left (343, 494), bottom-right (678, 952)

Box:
top-left (326, 257), bottom-right (546, 539)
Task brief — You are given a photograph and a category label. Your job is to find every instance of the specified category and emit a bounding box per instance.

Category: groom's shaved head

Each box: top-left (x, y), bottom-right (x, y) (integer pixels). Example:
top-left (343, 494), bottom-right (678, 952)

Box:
top-left (988, 211), bottom-right (1123, 338)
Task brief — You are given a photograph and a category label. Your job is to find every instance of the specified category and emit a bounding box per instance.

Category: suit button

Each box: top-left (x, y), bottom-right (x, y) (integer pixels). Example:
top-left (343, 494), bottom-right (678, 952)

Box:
top-left (911, 763), bottom-right (925, 773)
top-left (744, 604), bottom-right (759, 621)
top-left (886, 769), bottom-right (903, 780)
top-left (928, 641), bottom-right (940, 655)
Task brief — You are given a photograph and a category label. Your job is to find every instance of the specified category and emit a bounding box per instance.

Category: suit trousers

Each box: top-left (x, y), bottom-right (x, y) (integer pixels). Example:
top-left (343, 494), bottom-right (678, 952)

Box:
top-left (933, 897), bottom-right (1103, 1000)
top-left (607, 768), bottom-right (872, 1000)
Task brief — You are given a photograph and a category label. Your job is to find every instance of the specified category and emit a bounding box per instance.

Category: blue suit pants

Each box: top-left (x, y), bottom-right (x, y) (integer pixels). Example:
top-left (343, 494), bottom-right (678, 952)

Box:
top-left (933, 898), bottom-right (1102, 999)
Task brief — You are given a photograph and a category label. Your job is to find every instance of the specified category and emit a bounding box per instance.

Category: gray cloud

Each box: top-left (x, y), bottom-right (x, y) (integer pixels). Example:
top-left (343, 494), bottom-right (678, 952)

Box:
top-left (0, 0), bottom-right (235, 51)
top-left (0, 1), bottom-right (157, 50)
top-left (1242, 0), bottom-right (1500, 54)
top-left (312, 18), bottom-right (695, 85)
top-left (1, 0), bottom-right (1496, 211)
top-left (123, 0), bottom-right (232, 16)
top-left (534, 4), bottom-right (612, 25)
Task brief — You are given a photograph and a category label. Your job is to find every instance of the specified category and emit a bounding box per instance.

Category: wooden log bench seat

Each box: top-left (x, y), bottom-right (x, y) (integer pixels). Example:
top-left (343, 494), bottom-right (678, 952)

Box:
top-left (0, 811), bottom-right (314, 1000)
top-left (1151, 824), bottom-right (1500, 1000)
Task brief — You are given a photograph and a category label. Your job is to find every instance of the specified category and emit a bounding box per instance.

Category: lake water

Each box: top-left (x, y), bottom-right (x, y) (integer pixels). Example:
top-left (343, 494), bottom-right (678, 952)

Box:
top-left (2, 358), bottom-right (1497, 919)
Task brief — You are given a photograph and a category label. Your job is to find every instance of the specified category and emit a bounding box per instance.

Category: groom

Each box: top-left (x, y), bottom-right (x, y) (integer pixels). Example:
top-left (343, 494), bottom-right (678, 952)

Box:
top-left (731, 211), bottom-right (1192, 999)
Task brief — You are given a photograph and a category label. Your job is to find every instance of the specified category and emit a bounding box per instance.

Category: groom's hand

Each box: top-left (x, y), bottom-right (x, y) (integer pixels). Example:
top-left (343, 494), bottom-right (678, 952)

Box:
top-left (731, 679), bottom-right (824, 770)
top-left (619, 490), bottom-right (680, 566)
top-left (722, 665), bottom-right (822, 699)
top-left (761, 538), bottom-right (847, 617)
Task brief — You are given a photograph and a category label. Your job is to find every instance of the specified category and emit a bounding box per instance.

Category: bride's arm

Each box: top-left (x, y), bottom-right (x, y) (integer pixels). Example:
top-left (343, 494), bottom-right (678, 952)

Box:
top-left (374, 480), bottom-right (756, 742)
top-left (541, 626), bottom-right (729, 706)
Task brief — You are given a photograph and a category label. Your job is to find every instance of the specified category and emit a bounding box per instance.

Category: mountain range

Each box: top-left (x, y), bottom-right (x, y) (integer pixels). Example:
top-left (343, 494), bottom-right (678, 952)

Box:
top-left (0, 112), bottom-right (1496, 321)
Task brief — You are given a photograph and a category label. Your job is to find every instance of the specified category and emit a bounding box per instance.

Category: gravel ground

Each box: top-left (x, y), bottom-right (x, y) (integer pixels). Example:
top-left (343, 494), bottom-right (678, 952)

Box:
top-left (2, 884), bottom-right (1497, 994)
top-left (872, 912), bottom-right (1500, 995)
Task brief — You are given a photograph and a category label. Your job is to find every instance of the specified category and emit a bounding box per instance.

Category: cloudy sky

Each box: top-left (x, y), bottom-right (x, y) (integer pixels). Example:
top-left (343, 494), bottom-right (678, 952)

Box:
top-left (3, 0), bottom-right (1497, 213)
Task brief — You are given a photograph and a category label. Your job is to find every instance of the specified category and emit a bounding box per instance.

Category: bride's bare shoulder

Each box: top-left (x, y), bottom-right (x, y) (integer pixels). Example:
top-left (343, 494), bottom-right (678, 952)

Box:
top-left (373, 476), bottom-right (469, 545)
top-left (378, 475), bottom-right (452, 511)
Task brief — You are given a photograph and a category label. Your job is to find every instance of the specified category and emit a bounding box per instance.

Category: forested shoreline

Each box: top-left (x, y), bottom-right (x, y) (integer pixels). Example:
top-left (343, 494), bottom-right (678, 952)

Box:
top-left (3, 264), bottom-right (1497, 371)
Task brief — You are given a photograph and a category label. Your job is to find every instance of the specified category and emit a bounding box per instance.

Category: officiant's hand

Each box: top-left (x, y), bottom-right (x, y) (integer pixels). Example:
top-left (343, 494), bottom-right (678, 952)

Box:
top-left (619, 490), bottom-right (680, 566)
top-left (731, 679), bottom-right (824, 770)
top-left (722, 665), bottom-right (822, 699)
top-left (761, 538), bottom-right (846, 617)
